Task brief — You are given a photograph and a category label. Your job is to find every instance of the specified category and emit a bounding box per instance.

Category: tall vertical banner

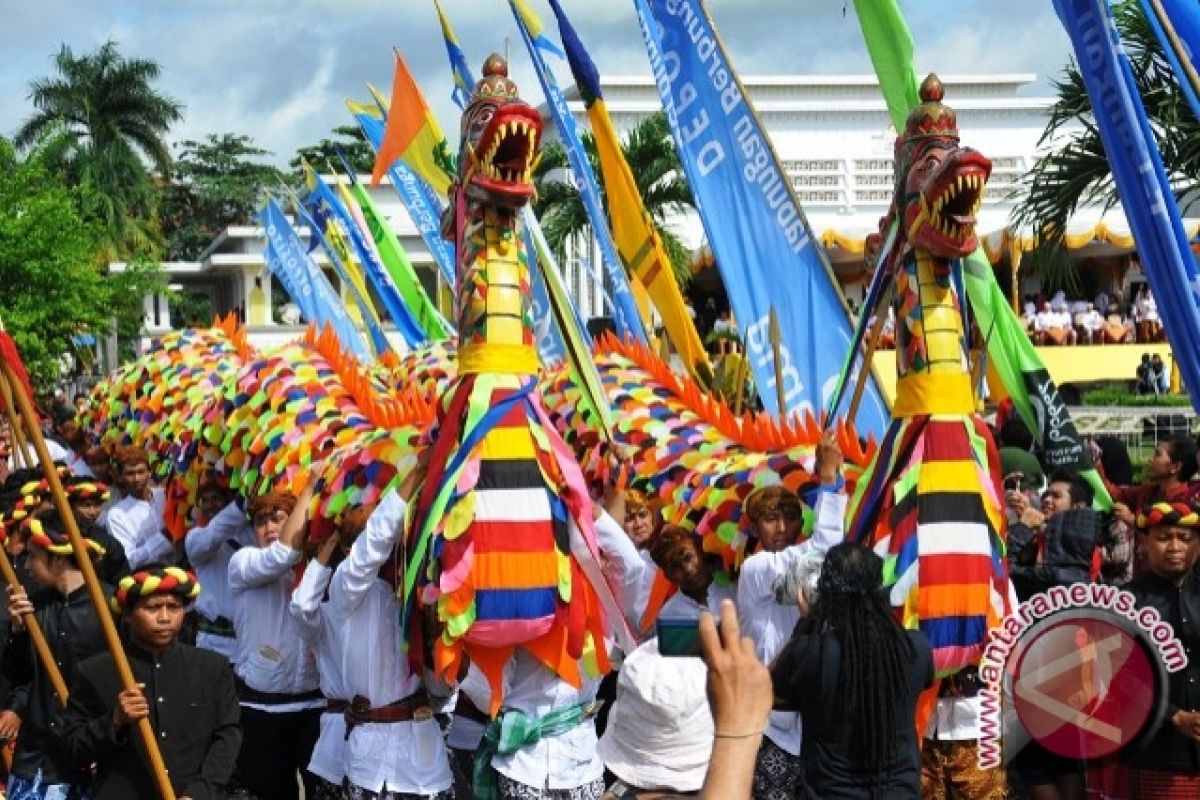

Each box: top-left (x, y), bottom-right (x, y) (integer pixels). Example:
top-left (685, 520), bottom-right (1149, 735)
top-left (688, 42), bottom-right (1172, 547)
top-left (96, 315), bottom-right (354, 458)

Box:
top-left (509, 0), bottom-right (650, 344)
top-left (258, 198), bottom-right (371, 360)
top-left (547, 0), bottom-right (712, 384)
top-left (348, 99), bottom-right (458, 287)
top-left (634, 0), bottom-right (888, 432)
top-left (852, 0), bottom-right (1112, 505)
top-left (1057, 0), bottom-right (1200, 410)
top-left (1139, 0), bottom-right (1200, 123)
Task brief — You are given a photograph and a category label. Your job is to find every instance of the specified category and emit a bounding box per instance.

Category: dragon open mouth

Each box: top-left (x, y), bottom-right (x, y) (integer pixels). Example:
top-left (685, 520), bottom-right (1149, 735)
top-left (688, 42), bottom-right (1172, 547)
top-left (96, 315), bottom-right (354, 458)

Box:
top-left (910, 149), bottom-right (992, 257)
top-left (470, 105), bottom-right (542, 205)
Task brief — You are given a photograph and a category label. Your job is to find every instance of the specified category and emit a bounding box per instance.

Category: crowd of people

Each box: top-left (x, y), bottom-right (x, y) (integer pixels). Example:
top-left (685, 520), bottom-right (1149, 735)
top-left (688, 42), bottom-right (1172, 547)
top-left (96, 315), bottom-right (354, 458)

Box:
top-left (0, 393), bottom-right (1197, 799)
top-left (1019, 287), bottom-right (1163, 347)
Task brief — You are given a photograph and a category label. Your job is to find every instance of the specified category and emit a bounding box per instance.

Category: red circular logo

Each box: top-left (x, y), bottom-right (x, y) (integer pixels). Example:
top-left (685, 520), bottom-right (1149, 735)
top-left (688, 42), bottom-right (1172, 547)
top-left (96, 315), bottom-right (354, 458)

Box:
top-left (1011, 614), bottom-right (1158, 759)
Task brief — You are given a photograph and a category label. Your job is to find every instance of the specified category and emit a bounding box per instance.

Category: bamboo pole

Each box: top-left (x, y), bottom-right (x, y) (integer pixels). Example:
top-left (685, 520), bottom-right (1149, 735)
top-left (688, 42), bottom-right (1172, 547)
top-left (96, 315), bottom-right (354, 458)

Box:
top-left (1147, 0), bottom-right (1200, 103)
top-left (847, 305), bottom-right (890, 426)
top-left (0, 361), bottom-right (176, 800)
top-left (0, 378), bottom-right (31, 470)
top-left (0, 538), bottom-right (69, 707)
top-left (768, 308), bottom-right (787, 420)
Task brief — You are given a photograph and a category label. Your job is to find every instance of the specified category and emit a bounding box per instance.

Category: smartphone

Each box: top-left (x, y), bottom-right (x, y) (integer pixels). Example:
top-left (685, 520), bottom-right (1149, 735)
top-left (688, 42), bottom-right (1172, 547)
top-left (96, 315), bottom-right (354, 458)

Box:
top-left (656, 617), bottom-right (704, 657)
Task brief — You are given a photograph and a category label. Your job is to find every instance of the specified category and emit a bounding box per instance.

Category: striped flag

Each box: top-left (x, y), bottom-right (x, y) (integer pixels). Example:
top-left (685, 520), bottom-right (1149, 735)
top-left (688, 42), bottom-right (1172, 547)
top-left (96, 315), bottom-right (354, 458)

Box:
top-left (547, 0), bottom-right (711, 383)
top-left (370, 51), bottom-right (456, 196)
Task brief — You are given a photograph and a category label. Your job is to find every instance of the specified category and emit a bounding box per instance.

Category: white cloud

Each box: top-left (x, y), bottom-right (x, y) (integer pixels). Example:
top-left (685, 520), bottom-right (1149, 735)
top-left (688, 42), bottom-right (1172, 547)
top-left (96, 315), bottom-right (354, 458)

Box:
top-left (0, 0), bottom-right (1073, 167)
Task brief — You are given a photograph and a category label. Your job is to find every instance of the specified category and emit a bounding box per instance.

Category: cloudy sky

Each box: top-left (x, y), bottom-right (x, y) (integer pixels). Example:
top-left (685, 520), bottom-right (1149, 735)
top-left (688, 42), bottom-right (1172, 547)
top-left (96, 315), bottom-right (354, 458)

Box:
top-left (0, 0), bottom-right (1075, 168)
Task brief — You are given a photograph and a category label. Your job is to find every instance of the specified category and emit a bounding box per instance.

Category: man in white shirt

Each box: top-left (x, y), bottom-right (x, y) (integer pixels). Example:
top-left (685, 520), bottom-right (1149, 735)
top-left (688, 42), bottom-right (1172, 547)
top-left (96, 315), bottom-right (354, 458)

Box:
top-left (471, 493), bottom-right (644, 800)
top-left (736, 429), bottom-right (846, 800)
top-left (228, 487), bottom-right (324, 800)
top-left (104, 446), bottom-right (174, 570)
top-left (184, 482), bottom-right (252, 663)
top-left (290, 485), bottom-right (453, 800)
top-left (1076, 303), bottom-right (1103, 345)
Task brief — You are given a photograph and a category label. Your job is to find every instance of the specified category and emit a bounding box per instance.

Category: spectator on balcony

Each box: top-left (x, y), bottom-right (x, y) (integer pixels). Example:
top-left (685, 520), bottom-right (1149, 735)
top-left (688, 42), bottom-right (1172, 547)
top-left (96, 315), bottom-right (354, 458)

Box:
top-left (1034, 301), bottom-right (1077, 346)
top-left (1095, 291), bottom-right (1112, 316)
top-left (1103, 305), bottom-right (1136, 344)
top-left (1075, 303), bottom-right (1103, 345)
top-left (1134, 286), bottom-right (1163, 342)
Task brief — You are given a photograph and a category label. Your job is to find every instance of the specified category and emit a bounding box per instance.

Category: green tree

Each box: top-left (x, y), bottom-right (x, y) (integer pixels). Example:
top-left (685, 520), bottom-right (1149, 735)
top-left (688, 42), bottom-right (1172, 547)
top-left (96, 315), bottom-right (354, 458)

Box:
top-left (0, 139), bottom-right (162, 385)
top-left (290, 124), bottom-right (376, 178)
top-left (15, 41), bottom-right (183, 259)
top-left (533, 111), bottom-right (696, 285)
top-left (161, 133), bottom-right (283, 260)
top-left (1011, 1), bottom-right (1200, 292)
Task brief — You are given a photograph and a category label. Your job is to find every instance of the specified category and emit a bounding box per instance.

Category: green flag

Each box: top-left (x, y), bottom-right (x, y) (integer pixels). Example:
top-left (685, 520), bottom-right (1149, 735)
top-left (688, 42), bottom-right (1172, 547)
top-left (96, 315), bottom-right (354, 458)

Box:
top-left (346, 178), bottom-right (451, 340)
top-left (851, 0), bottom-right (1111, 508)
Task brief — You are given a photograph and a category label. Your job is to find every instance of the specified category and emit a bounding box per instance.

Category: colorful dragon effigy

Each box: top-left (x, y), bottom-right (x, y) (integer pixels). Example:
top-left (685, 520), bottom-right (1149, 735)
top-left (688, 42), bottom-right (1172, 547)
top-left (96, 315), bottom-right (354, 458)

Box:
top-left (80, 59), bottom-right (881, 713)
top-left (846, 75), bottom-right (1011, 679)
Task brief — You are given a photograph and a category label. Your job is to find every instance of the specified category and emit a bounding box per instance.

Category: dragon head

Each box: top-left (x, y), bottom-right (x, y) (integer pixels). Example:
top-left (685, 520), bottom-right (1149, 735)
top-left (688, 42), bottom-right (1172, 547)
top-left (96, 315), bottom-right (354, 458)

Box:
top-left (459, 54), bottom-right (543, 209)
top-left (893, 75), bottom-right (992, 280)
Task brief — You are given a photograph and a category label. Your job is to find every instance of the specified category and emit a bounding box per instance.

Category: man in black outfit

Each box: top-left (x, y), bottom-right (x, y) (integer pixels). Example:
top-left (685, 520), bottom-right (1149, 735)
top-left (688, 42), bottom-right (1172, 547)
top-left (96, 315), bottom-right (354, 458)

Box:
top-left (60, 564), bottom-right (241, 800)
top-left (1125, 501), bottom-right (1200, 797)
top-left (3, 509), bottom-right (110, 799)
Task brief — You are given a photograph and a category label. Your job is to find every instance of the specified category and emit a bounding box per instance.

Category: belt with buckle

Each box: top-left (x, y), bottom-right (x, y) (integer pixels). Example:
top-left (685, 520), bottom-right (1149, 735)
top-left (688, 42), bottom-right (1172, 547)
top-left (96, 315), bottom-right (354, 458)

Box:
top-left (342, 690), bottom-right (433, 737)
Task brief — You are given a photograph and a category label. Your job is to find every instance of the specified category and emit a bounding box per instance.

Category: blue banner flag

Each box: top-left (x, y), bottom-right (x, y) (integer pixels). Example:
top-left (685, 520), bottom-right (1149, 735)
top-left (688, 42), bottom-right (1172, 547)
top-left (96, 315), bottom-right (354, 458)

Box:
top-left (302, 168), bottom-right (427, 348)
top-left (1057, 0), bottom-right (1200, 409)
top-left (289, 196), bottom-right (393, 357)
top-left (259, 198), bottom-right (372, 360)
top-left (1139, 0), bottom-right (1200, 122)
top-left (433, 0), bottom-right (475, 109)
top-left (508, 0), bottom-right (649, 344)
top-left (633, 0), bottom-right (888, 432)
top-left (348, 101), bottom-right (458, 287)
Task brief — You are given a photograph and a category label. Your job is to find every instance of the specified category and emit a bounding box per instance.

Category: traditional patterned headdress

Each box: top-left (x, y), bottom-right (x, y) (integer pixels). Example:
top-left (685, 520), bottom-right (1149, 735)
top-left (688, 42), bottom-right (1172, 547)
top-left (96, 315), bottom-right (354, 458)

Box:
top-left (897, 74), bottom-right (958, 147)
top-left (469, 54), bottom-right (520, 108)
top-left (112, 566), bottom-right (201, 614)
top-left (26, 511), bottom-right (104, 559)
top-left (1137, 501), bottom-right (1200, 530)
top-left (65, 479), bottom-right (110, 505)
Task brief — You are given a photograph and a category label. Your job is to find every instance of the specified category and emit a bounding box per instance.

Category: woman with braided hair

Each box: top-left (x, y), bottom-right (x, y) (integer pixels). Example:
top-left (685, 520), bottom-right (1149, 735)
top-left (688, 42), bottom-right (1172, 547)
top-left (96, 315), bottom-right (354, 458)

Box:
top-left (1124, 501), bottom-right (1200, 797)
top-left (61, 564), bottom-right (241, 799)
top-left (770, 541), bottom-right (933, 799)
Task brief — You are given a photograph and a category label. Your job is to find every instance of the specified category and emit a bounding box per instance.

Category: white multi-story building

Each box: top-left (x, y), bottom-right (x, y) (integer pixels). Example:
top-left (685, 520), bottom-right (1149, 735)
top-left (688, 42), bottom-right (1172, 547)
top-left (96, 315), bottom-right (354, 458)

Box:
top-left (112, 73), bottom-right (1163, 378)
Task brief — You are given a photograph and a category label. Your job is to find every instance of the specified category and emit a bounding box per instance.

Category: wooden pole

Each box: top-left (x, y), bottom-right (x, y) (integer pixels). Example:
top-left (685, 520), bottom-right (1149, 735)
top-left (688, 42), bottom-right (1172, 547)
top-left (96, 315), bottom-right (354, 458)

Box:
top-left (0, 541), bottom-right (69, 707)
top-left (0, 361), bottom-right (177, 800)
top-left (731, 354), bottom-right (750, 416)
top-left (847, 304), bottom-right (890, 426)
top-left (1148, 0), bottom-right (1200, 103)
top-left (0, 378), bottom-right (31, 470)
top-left (768, 308), bottom-right (787, 421)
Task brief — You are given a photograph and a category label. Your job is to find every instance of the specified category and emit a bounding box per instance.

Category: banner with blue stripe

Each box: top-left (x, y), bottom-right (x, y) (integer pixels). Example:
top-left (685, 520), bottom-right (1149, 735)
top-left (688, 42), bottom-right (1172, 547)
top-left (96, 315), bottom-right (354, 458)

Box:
top-left (1057, 0), bottom-right (1200, 410)
top-left (259, 198), bottom-right (371, 360)
top-left (508, 0), bottom-right (648, 344)
top-left (351, 108), bottom-right (458, 287)
top-left (633, 0), bottom-right (888, 432)
top-left (303, 173), bottom-right (427, 347)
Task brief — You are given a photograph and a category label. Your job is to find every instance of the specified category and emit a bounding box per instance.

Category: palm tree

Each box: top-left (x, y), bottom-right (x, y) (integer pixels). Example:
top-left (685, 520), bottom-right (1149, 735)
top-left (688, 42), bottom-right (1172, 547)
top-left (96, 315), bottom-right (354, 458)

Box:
top-left (1010, 1), bottom-right (1200, 291)
top-left (534, 111), bottom-right (697, 286)
top-left (15, 41), bottom-right (183, 258)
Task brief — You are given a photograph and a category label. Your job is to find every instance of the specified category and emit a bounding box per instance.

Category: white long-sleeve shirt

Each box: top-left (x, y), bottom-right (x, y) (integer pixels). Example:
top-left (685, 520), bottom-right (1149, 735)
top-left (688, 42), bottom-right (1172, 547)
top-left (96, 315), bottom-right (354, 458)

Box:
top-left (228, 539), bottom-right (321, 711)
top-left (484, 512), bottom-right (637, 792)
top-left (106, 488), bottom-right (174, 569)
top-left (736, 490), bottom-right (847, 756)
top-left (184, 500), bottom-right (253, 661)
top-left (288, 490), bottom-right (452, 795)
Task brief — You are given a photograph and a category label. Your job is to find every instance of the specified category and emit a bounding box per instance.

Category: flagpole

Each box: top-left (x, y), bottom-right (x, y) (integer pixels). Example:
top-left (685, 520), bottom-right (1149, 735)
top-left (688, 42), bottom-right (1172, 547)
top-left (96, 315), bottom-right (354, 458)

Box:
top-left (0, 359), bottom-right (177, 800)
top-left (1147, 0), bottom-right (1200, 103)
top-left (0, 377), bottom-right (32, 470)
top-left (848, 302), bottom-right (890, 426)
top-left (768, 307), bottom-right (787, 421)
